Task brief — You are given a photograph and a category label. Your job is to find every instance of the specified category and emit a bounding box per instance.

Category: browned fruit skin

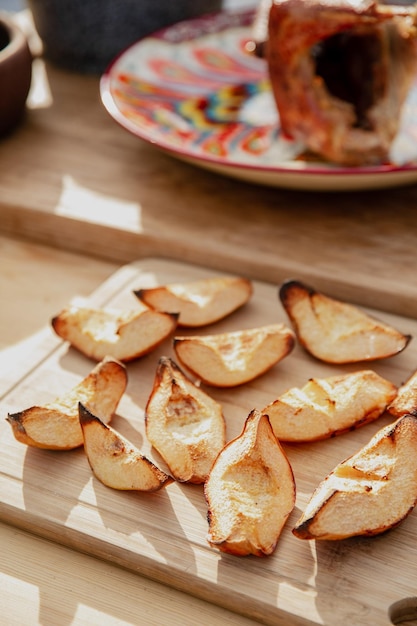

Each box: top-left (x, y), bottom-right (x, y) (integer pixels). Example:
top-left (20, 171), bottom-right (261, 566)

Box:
top-left (145, 357), bottom-right (226, 484)
top-left (292, 414), bottom-right (417, 540)
top-left (51, 305), bottom-right (178, 362)
top-left (6, 357), bottom-right (127, 450)
top-left (205, 409), bottom-right (296, 557)
top-left (134, 276), bottom-right (253, 328)
top-left (267, 0), bottom-right (417, 165)
top-left (388, 369), bottom-right (417, 418)
top-left (173, 324), bottom-right (295, 387)
top-left (278, 279), bottom-right (411, 363)
top-left (79, 403), bottom-right (172, 492)
top-left (263, 369), bottom-right (397, 442)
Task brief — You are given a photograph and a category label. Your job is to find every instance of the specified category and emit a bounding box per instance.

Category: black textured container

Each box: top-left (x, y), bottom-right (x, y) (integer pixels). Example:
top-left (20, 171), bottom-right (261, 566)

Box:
top-left (28, 0), bottom-right (223, 74)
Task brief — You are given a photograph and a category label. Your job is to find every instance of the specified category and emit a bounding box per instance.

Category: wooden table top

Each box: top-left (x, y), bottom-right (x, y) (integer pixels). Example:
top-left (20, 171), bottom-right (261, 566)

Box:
top-left (1, 6), bottom-right (417, 626)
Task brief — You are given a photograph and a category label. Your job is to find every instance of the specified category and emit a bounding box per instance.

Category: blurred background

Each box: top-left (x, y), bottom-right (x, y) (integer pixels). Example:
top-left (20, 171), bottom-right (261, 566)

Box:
top-left (0, 0), bottom-right (256, 74)
top-left (0, 0), bottom-right (25, 9)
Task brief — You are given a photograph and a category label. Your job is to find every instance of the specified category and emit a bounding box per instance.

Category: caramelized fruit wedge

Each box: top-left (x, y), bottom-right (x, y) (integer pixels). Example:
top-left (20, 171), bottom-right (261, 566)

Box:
top-left (134, 276), bottom-right (253, 327)
top-left (263, 370), bottom-right (397, 442)
top-left (388, 368), bottom-right (417, 418)
top-left (205, 409), bottom-right (296, 556)
top-left (145, 356), bottom-right (226, 484)
top-left (79, 403), bottom-right (172, 492)
top-left (173, 323), bottom-right (295, 387)
top-left (293, 414), bottom-right (417, 540)
top-left (51, 303), bottom-right (178, 362)
top-left (7, 357), bottom-right (127, 450)
top-left (279, 280), bottom-right (411, 363)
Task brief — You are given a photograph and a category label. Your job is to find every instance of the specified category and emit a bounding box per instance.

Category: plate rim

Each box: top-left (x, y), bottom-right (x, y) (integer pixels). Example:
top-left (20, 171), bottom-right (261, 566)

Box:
top-left (100, 8), bottom-right (417, 189)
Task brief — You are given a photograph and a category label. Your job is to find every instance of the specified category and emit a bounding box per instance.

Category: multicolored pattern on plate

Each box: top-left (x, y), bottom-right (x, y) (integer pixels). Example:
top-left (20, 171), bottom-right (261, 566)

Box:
top-left (103, 11), bottom-right (295, 164)
top-left (101, 9), bottom-right (417, 191)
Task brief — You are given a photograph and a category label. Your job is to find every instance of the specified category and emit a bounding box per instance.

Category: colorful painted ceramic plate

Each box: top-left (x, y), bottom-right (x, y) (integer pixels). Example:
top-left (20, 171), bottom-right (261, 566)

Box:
top-left (101, 9), bottom-right (417, 191)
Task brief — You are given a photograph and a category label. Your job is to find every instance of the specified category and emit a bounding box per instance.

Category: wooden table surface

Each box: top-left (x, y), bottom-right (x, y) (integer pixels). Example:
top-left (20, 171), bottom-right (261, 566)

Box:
top-left (1, 6), bottom-right (417, 626)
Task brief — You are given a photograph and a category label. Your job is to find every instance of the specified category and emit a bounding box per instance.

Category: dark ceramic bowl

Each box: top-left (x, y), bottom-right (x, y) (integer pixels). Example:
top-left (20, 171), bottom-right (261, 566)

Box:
top-left (0, 13), bottom-right (32, 136)
top-left (28, 0), bottom-right (223, 74)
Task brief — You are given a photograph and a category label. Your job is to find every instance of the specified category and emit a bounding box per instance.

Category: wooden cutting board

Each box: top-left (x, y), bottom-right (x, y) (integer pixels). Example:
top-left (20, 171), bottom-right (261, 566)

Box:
top-left (1, 258), bottom-right (416, 626)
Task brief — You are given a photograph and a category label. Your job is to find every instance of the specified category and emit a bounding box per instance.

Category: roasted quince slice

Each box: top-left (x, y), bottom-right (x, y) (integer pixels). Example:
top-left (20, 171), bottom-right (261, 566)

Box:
top-left (204, 408), bottom-right (296, 556)
top-left (134, 275), bottom-right (253, 327)
top-left (6, 357), bottom-right (127, 450)
top-left (279, 280), bottom-right (411, 363)
top-left (293, 414), bottom-right (417, 540)
top-left (388, 368), bottom-right (417, 418)
top-left (145, 356), bottom-right (226, 484)
top-left (263, 370), bottom-right (397, 442)
top-left (51, 303), bottom-right (178, 362)
top-left (173, 323), bottom-right (295, 387)
top-left (79, 403), bottom-right (172, 491)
